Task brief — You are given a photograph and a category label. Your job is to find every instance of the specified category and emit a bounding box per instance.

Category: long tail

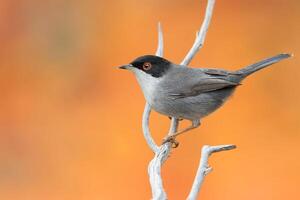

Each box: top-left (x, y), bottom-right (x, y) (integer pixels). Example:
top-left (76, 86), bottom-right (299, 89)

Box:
top-left (237, 53), bottom-right (291, 77)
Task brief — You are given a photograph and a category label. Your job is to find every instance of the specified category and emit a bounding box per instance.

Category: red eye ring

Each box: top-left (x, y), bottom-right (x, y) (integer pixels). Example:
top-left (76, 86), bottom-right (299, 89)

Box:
top-left (143, 62), bottom-right (152, 70)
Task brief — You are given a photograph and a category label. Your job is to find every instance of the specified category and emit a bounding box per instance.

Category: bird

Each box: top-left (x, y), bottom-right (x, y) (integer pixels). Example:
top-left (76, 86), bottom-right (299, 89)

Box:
top-left (118, 53), bottom-right (291, 147)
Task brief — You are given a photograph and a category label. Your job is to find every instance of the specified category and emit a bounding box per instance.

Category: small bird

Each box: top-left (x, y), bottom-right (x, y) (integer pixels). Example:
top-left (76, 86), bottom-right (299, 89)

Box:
top-left (119, 53), bottom-right (291, 147)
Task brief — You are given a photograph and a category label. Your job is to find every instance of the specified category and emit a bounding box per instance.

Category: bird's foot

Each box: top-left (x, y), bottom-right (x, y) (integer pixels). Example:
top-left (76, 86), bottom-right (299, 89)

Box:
top-left (162, 135), bottom-right (179, 148)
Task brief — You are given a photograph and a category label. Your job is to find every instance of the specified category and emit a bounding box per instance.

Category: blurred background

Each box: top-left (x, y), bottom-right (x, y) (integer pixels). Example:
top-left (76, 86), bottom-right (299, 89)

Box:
top-left (0, 0), bottom-right (299, 199)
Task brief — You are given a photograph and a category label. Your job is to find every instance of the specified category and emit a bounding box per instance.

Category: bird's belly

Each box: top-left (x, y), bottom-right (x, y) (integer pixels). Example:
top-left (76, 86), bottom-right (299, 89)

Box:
top-left (150, 97), bottom-right (214, 120)
top-left (149, 88), bottom-right (236, 120)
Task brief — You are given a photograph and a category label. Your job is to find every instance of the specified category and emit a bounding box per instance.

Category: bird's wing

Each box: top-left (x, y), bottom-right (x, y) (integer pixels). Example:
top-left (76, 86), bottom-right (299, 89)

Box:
top-left (168, 70), bottom-right (240, 99)
top-left (202, 68), bottom-right (242, 76)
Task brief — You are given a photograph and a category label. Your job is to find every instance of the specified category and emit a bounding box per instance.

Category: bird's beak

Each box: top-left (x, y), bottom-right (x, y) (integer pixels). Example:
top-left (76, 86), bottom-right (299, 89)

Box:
top-left (118, 64), bottom-right (133, 70)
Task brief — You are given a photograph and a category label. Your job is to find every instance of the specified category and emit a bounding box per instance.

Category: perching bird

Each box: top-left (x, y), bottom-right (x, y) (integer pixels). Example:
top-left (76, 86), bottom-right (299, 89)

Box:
top-left (119, 53), bottom-right (291, 147)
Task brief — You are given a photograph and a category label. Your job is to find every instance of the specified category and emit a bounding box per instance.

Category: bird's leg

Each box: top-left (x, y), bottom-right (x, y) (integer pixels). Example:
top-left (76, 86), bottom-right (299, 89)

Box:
top-left (172, 120), bottom-right (200, 138)
top-left (162, 119), bottom-right (201, 147)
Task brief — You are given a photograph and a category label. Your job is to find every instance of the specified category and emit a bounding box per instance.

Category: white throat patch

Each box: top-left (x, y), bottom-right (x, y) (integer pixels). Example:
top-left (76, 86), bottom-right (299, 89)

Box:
top-left (130, 68), bottom-right (161, 102)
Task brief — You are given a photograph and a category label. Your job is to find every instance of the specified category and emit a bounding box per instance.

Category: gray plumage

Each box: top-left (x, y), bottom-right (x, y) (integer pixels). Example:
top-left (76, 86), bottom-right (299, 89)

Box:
top-left (119, 53), bottom-right (291, 134)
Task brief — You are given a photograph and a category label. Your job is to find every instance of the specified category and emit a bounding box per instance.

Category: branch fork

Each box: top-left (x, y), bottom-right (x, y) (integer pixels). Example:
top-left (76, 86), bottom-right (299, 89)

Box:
top-left (140, 1), bottom-right (236, 199)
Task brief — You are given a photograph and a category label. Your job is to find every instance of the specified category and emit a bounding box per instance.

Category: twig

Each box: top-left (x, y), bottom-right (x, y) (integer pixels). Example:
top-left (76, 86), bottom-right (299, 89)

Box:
top-left (181, 0), bottom-right (216, 66)
top-left (155, 22), bottom-right (164, 57)
top-left (187, 145), bottom-right (236, 200)
top-left (148, 144), bottom-right (171, 200)
top-left (142, 103), bottom-right (159, 153)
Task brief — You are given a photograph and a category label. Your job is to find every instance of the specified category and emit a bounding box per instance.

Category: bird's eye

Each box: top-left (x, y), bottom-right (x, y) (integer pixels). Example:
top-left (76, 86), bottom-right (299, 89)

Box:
top-left (143, 62), bottom-right (152, 70)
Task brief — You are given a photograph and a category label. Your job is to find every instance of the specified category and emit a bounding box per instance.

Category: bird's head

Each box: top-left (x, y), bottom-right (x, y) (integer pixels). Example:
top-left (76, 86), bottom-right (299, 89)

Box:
top-left (118, 55), bottom-right (172, 78)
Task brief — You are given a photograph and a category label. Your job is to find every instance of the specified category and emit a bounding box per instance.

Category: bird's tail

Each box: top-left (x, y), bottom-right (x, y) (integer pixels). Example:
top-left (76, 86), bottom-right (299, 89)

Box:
top-left (236, 53), bottom-right (291, 77)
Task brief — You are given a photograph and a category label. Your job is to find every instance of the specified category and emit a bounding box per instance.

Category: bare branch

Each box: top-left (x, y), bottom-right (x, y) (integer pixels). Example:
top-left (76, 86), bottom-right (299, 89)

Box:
top-left (147, 117), bottom-right (179, 199)
top-left (181, 0), bottom-right (216, 66)
top-left (155, 22), bottom-right (164, 57)
top-left (168, 117), bottom-right (179, 135)
top-left (187, 145), bottom-right (236, 200)
top-left (142, 103), bottom-right (159, 153)
top-left (148, 145), bottom-right (170, 200)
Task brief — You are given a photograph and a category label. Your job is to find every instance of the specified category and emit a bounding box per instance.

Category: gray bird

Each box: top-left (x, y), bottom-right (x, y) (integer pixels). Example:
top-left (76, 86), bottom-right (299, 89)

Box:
top-left (119, 53), bottom-right (291, 147)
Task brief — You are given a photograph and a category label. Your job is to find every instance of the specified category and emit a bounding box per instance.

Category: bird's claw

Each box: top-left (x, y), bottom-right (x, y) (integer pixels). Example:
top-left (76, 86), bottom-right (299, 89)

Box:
top-left (162, 136), bottom-right (179, 148)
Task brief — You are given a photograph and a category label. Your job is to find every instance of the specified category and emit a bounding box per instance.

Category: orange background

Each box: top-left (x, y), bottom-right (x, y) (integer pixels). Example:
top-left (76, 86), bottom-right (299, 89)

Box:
top-left (0, 0), bottom-right (299, 199)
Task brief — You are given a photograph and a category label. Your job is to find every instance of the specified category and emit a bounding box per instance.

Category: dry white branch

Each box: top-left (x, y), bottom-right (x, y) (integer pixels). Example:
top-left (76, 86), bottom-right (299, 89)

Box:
top-left (148, 145), bottom-right (171, 200)
top-left (181, 0), bottom-right (216, 66)
top-left (187, 145), bottom-right (236, 200)
top-left (155, 22), bottom-right (164, 57)
top-left (140, 1), bottom-right (236, 200)
top-left (142, 103), bottom-right (159, 153)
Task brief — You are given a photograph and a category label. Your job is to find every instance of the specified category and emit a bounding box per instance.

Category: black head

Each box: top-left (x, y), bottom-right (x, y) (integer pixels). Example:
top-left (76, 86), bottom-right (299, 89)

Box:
top-left (130, 55), bottom-right (172, 78)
